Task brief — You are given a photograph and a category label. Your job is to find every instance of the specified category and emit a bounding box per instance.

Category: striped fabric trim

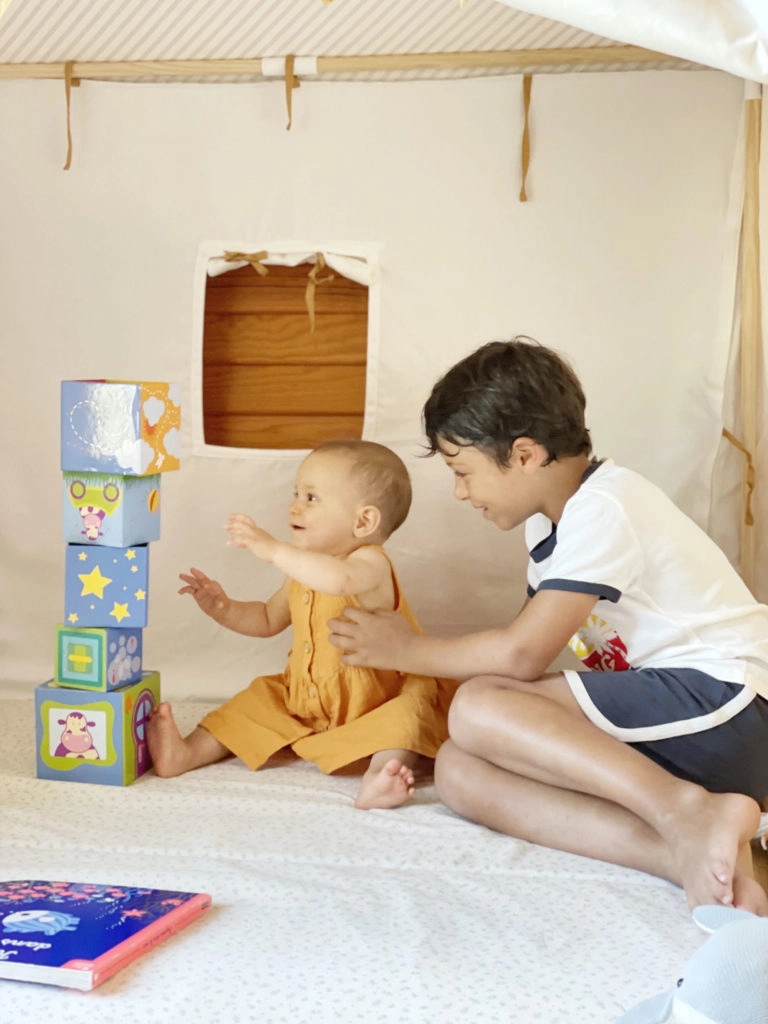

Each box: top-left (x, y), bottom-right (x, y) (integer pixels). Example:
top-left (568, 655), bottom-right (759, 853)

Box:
top-left (564, 669), bottom-right (757, 742)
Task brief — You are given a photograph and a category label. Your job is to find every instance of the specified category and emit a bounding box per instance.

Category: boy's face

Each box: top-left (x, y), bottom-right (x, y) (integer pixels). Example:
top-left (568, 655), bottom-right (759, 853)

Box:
top-left (288, 451), bottom-right (366, 555)
top-left (439, 439), bottom-right (540, 531)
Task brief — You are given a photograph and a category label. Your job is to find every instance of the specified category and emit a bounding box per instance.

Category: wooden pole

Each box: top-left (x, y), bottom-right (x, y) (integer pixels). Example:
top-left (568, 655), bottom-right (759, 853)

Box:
top-left (739, 87), bottom-right (763, 591)
top-left (0, 45), bottom-right (691, 81)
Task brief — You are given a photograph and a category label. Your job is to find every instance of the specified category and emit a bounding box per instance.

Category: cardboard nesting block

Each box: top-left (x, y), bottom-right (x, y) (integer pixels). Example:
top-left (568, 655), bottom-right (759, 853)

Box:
top-left (63, 471), bottom-right (161, 546)
top-left (35, 672), bottom-right (160, 786)
top-left (55, 624), bottom-right (143, 690)
top-left (65, 543), bottom-right (149, 628)
top-left (61, 380), bottom-right (181, 476)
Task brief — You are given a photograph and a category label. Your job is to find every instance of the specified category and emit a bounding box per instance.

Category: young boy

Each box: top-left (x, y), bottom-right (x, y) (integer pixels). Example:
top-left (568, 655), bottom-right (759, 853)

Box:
top-left (148, 440), bottom-right (458, 810)
top-left (328, 339), bottom-right (768, 911)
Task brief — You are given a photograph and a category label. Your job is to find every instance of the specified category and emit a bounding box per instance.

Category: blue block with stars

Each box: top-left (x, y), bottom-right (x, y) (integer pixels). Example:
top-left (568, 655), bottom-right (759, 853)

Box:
top-left (55, 623), bottom-right (143, 691)
top-left (64, 543), bottom-right (149, 628)
top-left (35, 672), bottom-right (160, 787)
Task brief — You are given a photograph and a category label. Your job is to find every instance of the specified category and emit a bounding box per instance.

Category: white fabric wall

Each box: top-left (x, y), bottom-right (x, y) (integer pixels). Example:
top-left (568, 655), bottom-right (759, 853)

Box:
top-left (0, 70), bottom-right (744, 700)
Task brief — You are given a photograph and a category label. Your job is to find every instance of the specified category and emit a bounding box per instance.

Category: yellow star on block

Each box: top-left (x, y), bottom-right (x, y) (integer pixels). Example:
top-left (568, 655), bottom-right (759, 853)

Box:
top-left (134, 589), bottom-right (146, 601)
top-left (110, 602), bottom-right (130, 623)
top-left (78, 565), bottom-right (112, 598)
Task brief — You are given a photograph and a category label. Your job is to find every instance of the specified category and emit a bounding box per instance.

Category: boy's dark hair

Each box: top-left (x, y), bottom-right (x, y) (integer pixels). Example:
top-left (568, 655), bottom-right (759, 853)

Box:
top-left (422, 338), bottom-right (592, 466)
top-left (313, 439), bottom-right (412, 538)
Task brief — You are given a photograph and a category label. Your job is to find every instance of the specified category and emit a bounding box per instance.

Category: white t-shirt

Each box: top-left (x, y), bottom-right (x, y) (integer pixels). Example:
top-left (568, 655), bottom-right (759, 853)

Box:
top-left (525, 460), bottom-right (768, 700)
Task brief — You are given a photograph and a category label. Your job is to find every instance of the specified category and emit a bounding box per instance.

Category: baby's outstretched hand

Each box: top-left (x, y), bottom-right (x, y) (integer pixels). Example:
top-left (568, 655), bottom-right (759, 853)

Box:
top-left (226, 513), bottom-right (279, 563)
top-left (178, 567), bottom-right (230, 622)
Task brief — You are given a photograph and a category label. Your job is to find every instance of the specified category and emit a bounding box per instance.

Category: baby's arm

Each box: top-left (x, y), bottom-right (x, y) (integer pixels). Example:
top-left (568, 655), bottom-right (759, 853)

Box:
top-left (178, 567), bottom-right (291, 637)
top-left (226, 514), bottom-right (393, 609)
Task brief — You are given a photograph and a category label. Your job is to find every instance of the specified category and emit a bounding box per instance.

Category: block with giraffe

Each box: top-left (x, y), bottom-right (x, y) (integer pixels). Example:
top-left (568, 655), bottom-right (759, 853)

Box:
top-left (60, 379), bottom-right (181, 476)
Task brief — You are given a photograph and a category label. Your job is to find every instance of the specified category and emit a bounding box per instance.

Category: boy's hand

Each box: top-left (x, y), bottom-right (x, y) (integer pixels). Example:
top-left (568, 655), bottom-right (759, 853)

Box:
top-left (226, 513), bottom-right (279, 563)
top-left (178, 567), bottom-right (230, 620)
top-left (327, 607), bottom-right (415, 669)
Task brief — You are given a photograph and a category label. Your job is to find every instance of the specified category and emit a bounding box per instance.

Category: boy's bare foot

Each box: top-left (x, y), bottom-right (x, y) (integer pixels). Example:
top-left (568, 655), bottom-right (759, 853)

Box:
top-left (354, 758), bottom-right (415, 810)
top-left (147, 702), bottom-right (195, 778)
top-left (663, 789), bottom-right (761, 910)
top-left (732, 840), bottom-right (768, 915)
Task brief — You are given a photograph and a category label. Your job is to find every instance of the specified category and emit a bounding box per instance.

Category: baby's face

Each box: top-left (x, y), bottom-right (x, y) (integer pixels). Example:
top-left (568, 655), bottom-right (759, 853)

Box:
top-left (288, 452), bottom-right (365, 555)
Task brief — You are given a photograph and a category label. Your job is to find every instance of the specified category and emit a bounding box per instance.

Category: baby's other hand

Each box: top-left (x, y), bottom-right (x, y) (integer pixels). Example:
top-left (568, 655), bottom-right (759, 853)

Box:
top-left (226, 513), bottom-right (278, 562)
top-left (178, 567), bottom-right (230, 620)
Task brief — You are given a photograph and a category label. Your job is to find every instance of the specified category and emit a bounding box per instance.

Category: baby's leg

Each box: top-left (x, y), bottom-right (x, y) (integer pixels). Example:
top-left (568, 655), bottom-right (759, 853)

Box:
top-left (147, 702), bottom-right (231, 778)
top-left (355, 749), bottom-right (419, 810)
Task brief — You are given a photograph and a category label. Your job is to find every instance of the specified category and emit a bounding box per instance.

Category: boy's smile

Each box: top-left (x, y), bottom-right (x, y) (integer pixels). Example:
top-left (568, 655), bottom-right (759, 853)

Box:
top-left (439, 440), bottom-right (531, 531)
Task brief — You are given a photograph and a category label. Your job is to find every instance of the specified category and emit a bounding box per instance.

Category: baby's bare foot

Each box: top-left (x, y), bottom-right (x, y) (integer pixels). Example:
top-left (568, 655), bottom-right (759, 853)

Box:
top-left (147, 702), bottom-right (192, 778)
top-left (355, 758), bottom-right (415, 810)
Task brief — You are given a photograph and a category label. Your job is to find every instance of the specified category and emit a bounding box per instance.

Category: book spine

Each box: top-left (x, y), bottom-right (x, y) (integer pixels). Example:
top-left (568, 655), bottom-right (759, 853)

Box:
top-left (88, 894), bottom-right (212, 988)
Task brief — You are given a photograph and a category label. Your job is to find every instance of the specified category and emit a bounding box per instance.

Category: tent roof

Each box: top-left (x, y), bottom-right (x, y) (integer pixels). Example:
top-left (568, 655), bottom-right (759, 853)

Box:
top-left (0, 0), bottom-right (703, 83)
top-left (0, 1), bottom-right (765, 84)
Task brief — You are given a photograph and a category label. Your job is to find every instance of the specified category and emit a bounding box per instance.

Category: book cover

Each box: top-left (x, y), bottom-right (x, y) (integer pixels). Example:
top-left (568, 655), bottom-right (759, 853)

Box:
top-left (0, 880), bottom-right (212, 990)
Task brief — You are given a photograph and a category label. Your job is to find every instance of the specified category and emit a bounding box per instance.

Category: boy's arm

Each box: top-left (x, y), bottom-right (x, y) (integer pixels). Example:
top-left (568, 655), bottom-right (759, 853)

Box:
top-left (226, 514), bottom-right (392, 605)
top-left (328, 588), bottom-right (598, 681)
top-left (179, 569), bottom-right (292, 638)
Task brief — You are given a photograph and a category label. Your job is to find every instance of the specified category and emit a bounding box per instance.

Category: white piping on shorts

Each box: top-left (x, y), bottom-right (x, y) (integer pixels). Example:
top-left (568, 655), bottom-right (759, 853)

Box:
top-left (564, 668), bottom-right (757, 743)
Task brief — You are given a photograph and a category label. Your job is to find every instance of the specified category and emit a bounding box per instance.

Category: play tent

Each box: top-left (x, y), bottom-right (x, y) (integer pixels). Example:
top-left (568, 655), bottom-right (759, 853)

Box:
top-left (1, 2), bottom-right (767, 1021)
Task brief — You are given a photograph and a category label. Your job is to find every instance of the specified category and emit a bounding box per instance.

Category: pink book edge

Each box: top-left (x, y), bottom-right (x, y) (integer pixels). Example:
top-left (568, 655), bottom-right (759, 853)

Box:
top-left (60, 892), bottom-right (212, 989)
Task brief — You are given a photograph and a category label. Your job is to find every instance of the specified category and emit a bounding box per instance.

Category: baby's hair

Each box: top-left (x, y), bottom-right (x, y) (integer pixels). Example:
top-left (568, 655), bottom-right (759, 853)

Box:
top-left (312, 439), bottom-right (412, 538)
top-left (422, 337), bottom-right (592, 466)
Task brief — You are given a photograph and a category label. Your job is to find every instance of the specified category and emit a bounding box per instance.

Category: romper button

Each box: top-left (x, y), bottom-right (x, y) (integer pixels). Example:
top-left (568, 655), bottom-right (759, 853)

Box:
top-left (303, 641), bottom-right (311, 654)
top-left (303, 591), bottom-right (310, 603)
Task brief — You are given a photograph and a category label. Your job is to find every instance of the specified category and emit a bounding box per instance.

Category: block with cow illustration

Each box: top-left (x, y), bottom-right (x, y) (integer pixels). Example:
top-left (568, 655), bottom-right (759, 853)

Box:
top-left (61, 380), bottom-right (181, 477)
top-left (55, 623), bottom-right (143, 691)
top-left (63, 471), bottom-right (161, 547)
top-left (35, 671), bottom-right (161, 787)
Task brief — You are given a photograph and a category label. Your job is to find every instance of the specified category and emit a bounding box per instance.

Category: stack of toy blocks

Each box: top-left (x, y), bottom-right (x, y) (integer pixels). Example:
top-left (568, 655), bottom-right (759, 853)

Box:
top-left (35, 380), bottom-right (181, 786)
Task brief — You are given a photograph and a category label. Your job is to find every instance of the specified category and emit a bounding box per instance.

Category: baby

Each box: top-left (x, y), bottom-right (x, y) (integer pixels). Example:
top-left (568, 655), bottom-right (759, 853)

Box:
top-left (147, 439), bottom-right (458, 809)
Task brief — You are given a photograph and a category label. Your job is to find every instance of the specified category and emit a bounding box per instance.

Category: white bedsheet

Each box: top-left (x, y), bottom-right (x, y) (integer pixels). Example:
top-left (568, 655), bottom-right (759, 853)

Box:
top-left (0, 698), bottom-right (703, 1023)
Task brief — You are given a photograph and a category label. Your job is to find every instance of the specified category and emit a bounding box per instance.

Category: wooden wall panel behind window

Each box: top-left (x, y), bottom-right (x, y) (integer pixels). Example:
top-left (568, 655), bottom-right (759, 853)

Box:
top-left (203, 263), bottom-right (368, 449)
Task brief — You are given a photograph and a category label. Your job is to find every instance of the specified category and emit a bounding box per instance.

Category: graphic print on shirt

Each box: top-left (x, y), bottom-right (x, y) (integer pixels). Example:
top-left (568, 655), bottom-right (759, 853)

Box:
top-left (569, 614), bottom-right (630, 671)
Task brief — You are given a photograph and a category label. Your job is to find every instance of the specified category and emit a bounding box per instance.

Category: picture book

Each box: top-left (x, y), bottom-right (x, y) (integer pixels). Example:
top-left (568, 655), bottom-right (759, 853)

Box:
top-left (0, 880), bottom-right (212, 990)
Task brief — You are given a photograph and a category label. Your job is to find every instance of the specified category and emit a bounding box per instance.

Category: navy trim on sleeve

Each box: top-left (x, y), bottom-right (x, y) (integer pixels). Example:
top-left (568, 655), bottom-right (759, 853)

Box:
top-left (530, 524), bottom-right (557, 563)
top-left (537, 578), bottom-right (621, 603)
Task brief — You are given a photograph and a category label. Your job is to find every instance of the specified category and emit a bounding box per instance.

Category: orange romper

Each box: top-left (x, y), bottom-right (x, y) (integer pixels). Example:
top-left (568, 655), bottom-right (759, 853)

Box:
top-left (200, 548), bottom-right (460, 774)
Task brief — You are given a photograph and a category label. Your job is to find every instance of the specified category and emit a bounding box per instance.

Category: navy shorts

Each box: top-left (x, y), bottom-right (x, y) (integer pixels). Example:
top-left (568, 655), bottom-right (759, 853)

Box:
top-left (564, 666), bottom-right (768, 802)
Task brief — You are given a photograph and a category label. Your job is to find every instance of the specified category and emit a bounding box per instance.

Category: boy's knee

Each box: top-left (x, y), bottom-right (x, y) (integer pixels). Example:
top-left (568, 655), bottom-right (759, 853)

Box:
top-left (447, 676), bottom-right (496, 742)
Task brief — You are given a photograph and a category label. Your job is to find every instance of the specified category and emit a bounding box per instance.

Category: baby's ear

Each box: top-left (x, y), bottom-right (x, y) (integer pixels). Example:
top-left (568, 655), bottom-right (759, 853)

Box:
top-left (354, 505), bottom-right (381, 539)
top-left (693, 904), bottom-right (756, 934)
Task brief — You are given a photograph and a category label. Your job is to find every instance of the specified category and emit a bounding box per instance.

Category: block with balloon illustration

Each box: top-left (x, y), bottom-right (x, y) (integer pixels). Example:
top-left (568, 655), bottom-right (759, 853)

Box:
top-left (55, 623), bottom-right (143, 691)
top-left (35, 671), bottom-right (160, 786)
top-left (64, 543), bottom-right (149, 628)
top-left (63, 471), bottom-right (161, 547)
top-left (60, 380), bottom-right (181, 477)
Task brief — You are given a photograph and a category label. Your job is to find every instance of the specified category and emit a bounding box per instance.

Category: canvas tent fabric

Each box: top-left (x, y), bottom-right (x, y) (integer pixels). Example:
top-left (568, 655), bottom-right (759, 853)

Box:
top-left (495, 0), bottom-right (768, 82)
